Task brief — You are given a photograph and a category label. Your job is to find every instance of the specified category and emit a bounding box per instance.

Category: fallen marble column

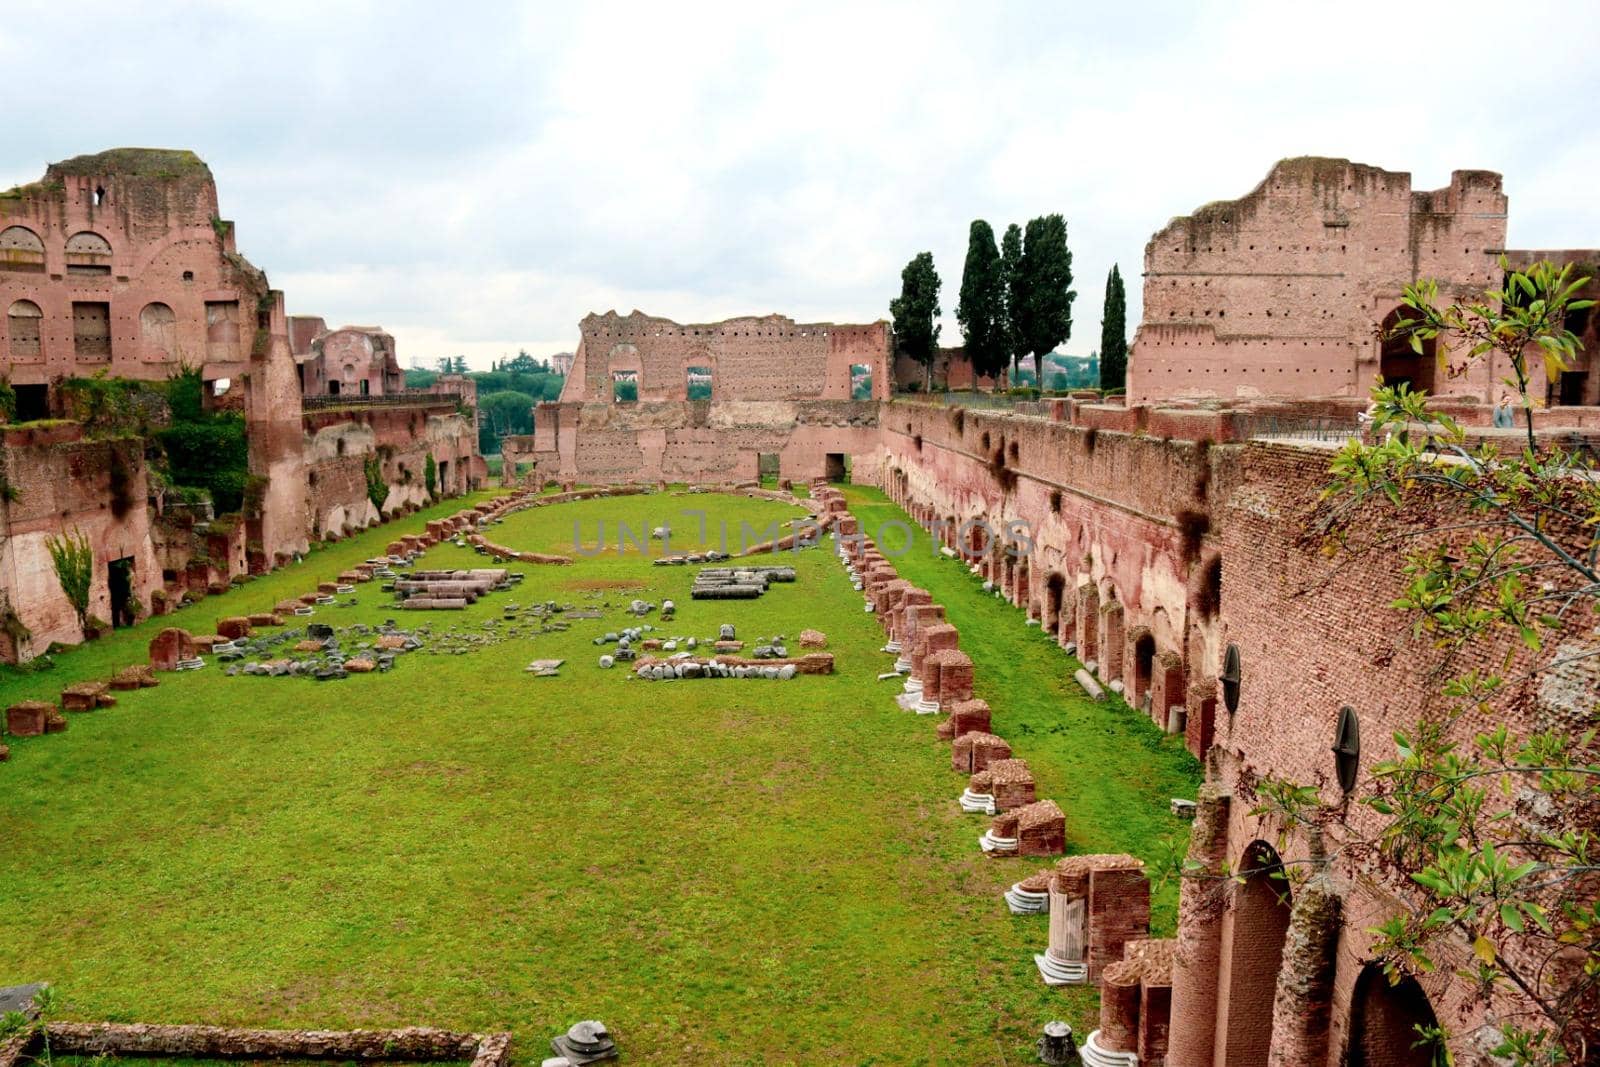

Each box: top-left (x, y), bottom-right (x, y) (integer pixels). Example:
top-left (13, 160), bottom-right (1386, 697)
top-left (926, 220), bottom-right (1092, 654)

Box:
top-left (1004, 869), bottom-right (1054, 915)
top-left (979, 811), bottom-right (1020, 856)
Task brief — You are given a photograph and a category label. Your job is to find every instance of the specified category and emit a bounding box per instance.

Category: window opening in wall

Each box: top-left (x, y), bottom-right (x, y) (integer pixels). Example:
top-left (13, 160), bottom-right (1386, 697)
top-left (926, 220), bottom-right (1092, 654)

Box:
top-left (13, 383), bottom-right (49, 422)
top-left (0, 226), bottom-right (46, 274)
top-left (65, 231), bottom-right (113, 275)
top-left (849, 363), bottom-right (873, 400)
top-left (686, 365), bottom-right (713, 400)
top-left (72, 301), bottom-right (112, 359)
top-left (93, 185), bottom-right (106, 207)
top-left (360, 379), bottom-right (371, 396)
top-left (612, 369), bottom-right (639, 403)
top-left (7, 299), bottom-right (43, 359)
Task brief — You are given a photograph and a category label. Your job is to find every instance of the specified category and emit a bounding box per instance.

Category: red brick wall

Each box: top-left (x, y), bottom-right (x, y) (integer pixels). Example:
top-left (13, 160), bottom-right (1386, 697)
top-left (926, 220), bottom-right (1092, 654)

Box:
top-left (1130, 158), bottom-right (1510, 404)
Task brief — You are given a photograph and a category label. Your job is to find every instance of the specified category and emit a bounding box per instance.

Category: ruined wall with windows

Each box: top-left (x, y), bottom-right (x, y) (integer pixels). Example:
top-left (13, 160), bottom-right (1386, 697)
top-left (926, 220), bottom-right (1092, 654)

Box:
top-left (538, 311), bottom-right (889, 483)
top-left (1128, 158), bottom-right (1516, 404)
top-left (302, 402), bottom-right (480, 541)
top-left (0, 148), bottom-right (308, 568)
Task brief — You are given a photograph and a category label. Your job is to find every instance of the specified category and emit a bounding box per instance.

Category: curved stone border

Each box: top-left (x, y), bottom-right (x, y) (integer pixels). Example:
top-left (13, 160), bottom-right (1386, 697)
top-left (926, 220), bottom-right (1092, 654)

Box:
top-left (1, 1023), bottom-right (512, 1067)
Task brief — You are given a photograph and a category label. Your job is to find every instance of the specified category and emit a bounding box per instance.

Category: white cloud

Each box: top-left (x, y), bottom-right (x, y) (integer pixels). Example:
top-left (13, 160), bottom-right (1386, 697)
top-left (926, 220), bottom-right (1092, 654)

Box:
top-left (3, 0), bottom-right (1596, 367)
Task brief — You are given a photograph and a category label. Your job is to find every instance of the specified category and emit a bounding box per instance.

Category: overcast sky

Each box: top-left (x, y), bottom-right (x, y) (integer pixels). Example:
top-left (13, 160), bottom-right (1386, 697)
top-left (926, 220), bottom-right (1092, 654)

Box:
top-left (4, 1), bottom-right (1597, 370)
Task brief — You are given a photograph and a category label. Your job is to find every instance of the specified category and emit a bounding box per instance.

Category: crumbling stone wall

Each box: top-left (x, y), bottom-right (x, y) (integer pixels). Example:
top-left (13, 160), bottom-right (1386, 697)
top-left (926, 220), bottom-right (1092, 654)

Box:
top-left (541, 311), bottom-right (888, 483)
top-left (0, 424), bottom-right (161, 654)
top-left (0, 148), bottom-right (307, 565)
top-left (1129, 157), bottom-right (1513, 404)
top-left (303, 403), bottom-right (478, 540)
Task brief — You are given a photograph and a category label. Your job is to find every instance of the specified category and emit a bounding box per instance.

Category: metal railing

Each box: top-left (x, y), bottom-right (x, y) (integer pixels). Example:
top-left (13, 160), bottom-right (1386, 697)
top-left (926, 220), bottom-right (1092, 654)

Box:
top-left (302, 390), bottom-right (463, 411)
top-left (1238, 413), bottom-right (1362, 443)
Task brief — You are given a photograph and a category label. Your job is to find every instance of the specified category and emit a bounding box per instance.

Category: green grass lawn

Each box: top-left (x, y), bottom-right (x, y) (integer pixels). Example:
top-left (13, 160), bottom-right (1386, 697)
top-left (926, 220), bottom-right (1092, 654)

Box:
top-left (0, 486), bottom-right (1199, 1065)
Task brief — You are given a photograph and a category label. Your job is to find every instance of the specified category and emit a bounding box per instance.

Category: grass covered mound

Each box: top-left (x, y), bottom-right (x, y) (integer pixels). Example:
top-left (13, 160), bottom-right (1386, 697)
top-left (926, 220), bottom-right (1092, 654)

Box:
top-left (0, 487), bottom-right (1199, 1064)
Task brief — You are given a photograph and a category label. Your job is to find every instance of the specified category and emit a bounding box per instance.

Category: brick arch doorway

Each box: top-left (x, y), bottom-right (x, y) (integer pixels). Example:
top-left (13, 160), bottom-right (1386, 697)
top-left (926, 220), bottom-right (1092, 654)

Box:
top-left (1218, 839), bottom-right (1293, 1067)
top-left (1346, 964), bottom-right (1441, 1067)
top-left (1379, 306), bottom-right (1437, 394)
top-left (1044, 572), bottom-right (1066, 635)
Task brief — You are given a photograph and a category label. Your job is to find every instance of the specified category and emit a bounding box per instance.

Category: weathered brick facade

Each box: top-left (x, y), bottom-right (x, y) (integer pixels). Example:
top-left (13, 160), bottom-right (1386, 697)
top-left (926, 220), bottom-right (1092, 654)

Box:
top-left (534, 310), bottom-right (889, 483)
top-left (1129, 156), bottom-right (1600, 409)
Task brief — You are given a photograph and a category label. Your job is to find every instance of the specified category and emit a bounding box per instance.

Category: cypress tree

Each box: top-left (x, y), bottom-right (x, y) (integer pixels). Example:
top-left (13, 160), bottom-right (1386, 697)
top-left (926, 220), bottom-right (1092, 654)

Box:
top-left (1100, 264), bottom-right (1128, 391)
top-left (1000, 224), bottom-right (1024, 386)
top-left (889, 252), bottom-right (942, 390)
top-left (1017, 214), bottom-right (1075, 387)
top-left (956, 221), bottom-right (1005, 387)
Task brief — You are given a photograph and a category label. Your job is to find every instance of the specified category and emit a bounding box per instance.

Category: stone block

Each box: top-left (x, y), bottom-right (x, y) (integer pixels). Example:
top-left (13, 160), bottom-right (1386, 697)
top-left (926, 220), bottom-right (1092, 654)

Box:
top-left (6, 701), bottom-right (52, 737)
top-left (1014, 799), bottom-right (1066, 857)
top-left (60, 682), bottom-right (114, 712)
top-left (148, 627), bottom-right (197, 671)
top-left (217, 617), bottom-right (253, 640)
top-left (952, 731), bottom-right (1011, 773)
top-left (936, 698), bottom-right (992, 740)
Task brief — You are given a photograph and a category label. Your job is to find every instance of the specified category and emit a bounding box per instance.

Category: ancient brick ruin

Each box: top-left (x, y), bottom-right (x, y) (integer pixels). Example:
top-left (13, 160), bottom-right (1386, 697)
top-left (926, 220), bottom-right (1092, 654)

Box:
top-left (4, 148), bottom-right (1596, 1065)
top-left (531, 310), bottom-right (888, 483)
top-left (1129, 156), bottom-right (1600, 407)
top-left (0, 149), bottom-right (484, 660)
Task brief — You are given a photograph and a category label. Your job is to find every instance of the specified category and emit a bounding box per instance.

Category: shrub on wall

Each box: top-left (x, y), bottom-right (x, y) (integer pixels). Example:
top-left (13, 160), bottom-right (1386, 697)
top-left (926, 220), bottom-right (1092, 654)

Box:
top-left (364, 455), bottom-right (387, 511)
top-left (158, 370), bottom-right (249, 512)
top-left (425, 453), bottom-right (438, 497)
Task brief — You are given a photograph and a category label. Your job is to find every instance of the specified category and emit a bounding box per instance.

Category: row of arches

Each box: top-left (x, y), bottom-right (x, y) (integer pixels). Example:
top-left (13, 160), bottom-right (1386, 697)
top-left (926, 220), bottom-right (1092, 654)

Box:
top-left (1220, 840), bottom-right (1441, 1067)
top-left (0, 225), bottom-right (114, 276)
top-left (7, 299), bottom-right (178, 362)
top-left (892, 475), bottom-right (1203, 745)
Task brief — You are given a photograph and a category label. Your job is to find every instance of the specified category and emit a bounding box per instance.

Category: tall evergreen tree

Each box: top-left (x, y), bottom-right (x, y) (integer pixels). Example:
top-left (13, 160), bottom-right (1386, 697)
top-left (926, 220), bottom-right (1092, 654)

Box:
top-left (1099, 264), bottom-right (1128, 391)
top-left (890, 252), bottom-right (942, 390)
top-left (1000, 223), bottom-right (1024, 386)
top-left (1016, 214), bottom-right (1076, 386)
top-left (956, 221), bottom-right (1005, 388)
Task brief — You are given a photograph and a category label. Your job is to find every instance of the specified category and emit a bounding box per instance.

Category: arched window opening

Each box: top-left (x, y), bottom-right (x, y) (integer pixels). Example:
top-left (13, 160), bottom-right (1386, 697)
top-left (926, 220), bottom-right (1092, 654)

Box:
top-left (1347, 964), bottom-right (1442, 1067)
top-left (139, 302), bottom-right (176, 362)
top-left (7, 299), bottom-right (43, 360)
top-left (686, 365), bottom-right (713, 400)
top-left (612, 369), bottom-right (638, 404)
top-left (1379, 307), bottom-right (1436, 394)
top-left (0, 225), bottom-right (46, 274)
top-left (65, 231), bottom-right (113, 276)
top-left (1220, 840), bottom-right (1293, 1066)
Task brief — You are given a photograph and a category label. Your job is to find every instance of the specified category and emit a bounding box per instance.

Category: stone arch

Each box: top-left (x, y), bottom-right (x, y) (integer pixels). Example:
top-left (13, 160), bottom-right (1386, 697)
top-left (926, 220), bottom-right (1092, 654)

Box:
top-left (65, 230), bottom-right (113, 275)
top-left (1379, 306), bottom-right (1436, 394)
top-left (1130, 627), bottom-right (1156, 709)
top-left (7, 299), bottom-right (43, 360)
top-left (139, 302), bottom-right (177, 362)
top-left (0, 225), bottom-right (46, 273)
top-left (1346, 964), bottom-right (1441, 1067)
top-left (1044, 572), bottom-right (1067, 634)
top-left (1219, 839), bottom-right (1293, 1066)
